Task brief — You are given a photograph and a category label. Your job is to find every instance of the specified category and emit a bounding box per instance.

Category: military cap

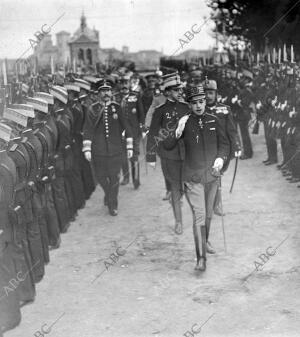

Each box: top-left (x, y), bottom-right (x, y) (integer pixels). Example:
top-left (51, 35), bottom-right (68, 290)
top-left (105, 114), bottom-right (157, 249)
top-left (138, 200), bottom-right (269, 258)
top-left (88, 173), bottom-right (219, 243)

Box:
top-left (98, 78), bottom-right (114, 90)
top-left (49, 85), bottom-right (68, 104)
top-left (186, 84), bottom-right (206, 102)
top-left (9, 104), bottom-right (35, 118)
top-left (162, 72), bottom-right (182, 90)
top-left (3, 107), bottom-right (28, 127)
top-left (74, 79), bottom-right (91, 91)
top-left (26, 97), bottom-right (48, 113)
top-left (0, 122), bottom-right (12, 142)
top-left (203, 78), bottom-right (217, 91)
top-left (34, 92), bottom-right (54, 105)
top-left (64, 83), bottom-right (80, 93)
top-left (191, 70), bottom-right (202, 79)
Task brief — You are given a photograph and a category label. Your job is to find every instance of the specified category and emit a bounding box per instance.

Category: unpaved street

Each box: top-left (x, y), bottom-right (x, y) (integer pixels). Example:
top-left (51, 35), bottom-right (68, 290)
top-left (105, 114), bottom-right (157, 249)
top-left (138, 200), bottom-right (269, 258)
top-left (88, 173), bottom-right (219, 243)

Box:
top-left (6, 133), bottom-right (300, 337)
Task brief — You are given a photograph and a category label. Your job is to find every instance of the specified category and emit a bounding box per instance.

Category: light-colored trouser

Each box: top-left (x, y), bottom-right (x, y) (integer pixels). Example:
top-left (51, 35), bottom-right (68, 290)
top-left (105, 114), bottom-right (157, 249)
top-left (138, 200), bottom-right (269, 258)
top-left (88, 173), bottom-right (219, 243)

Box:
top-left (184, 181), bottom-right (206, 261)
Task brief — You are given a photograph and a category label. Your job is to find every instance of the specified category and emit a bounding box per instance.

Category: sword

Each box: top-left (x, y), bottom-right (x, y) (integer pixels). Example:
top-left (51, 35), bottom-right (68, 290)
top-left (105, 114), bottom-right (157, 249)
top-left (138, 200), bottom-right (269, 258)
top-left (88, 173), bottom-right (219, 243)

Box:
top-left (229, 157), bottom-right (238, 193)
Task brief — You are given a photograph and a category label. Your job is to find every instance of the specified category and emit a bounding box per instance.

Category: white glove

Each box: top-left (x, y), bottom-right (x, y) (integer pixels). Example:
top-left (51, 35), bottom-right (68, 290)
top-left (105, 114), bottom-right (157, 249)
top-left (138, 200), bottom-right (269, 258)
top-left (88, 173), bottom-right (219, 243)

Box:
top-left (289, 107), bottom-right (296, 118)
top-left (127, 150), bottom-right (133, 159)
top-left (142, 131), bottom-right (147, 139)
top-left (84, 151), bottom-right (91, 162)
top-left (231, 95), bottom-right (238, 104)
top-left (271, 96), bottom-right (278, 107)
top-left (175, 115), bottom-right (189, 138)
top-left (148, 162), bottom-right (156, 169)
top-left (213, 157), bottom-right (224, 171)
top-left (235, 150), bottom-right (242, 158)
top-left (256, 101), bottom-right (262, 110)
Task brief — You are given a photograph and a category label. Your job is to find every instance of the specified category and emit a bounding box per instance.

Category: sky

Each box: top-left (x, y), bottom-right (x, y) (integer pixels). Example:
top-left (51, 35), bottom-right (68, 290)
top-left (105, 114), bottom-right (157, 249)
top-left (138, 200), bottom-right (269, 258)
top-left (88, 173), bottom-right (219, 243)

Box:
top-left (0, 0), bottom-right (215, 59)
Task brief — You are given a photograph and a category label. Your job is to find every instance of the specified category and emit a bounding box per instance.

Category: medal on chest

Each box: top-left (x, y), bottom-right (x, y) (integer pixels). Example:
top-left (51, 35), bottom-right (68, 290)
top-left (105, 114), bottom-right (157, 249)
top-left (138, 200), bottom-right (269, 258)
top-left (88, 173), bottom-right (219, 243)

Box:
top-left (198, 118), bottom-right (204, 129)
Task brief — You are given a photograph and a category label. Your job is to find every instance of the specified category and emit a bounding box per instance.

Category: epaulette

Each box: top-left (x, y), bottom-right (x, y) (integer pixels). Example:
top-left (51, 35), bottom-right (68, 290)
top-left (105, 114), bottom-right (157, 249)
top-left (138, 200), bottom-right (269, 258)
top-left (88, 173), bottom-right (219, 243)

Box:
top-left (155, 102), bottom-right (166, 110)
top-left (215, 104), bottom-right (229, 115)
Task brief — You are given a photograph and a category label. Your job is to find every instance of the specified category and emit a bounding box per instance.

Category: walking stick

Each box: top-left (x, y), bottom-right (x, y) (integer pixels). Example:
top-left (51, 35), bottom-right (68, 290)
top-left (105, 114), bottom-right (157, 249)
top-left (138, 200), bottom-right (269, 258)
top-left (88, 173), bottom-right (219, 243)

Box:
top-left (218, 176), bottom-right (227, 253)
top-left (142, 136), bottom-right (148, 175)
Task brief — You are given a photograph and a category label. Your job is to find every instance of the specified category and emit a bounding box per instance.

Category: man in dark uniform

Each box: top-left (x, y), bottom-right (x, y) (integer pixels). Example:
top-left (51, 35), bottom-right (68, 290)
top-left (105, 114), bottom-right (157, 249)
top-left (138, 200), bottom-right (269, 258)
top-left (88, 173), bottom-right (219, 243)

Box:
top-left (65, 83), bottom-right (86, 210)
top-left (141, 73), bottom-right (158, 118)
top-left (118, 74), bottom-right (145, 188)
top-left (163, 84), bottom-right (230, 271)
top-left (83, 79), bottom-right (133, 216)
top-left (203, 79), bottom-right (241, 253)
top-left (146, 72), bottom-right (190, 235)
top-left (230, 79), bottom-right (253, 159)
top-left (0, 126), bottom-right (22, 334)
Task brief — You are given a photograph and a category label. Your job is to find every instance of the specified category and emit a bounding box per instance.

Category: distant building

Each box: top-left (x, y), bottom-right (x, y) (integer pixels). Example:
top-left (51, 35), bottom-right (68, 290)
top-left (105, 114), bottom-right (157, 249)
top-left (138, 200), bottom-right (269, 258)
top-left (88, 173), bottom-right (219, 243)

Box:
top-left (69, 12), bottom-right (100, 68)
top-left (34, 34), bottom-right (59, 68)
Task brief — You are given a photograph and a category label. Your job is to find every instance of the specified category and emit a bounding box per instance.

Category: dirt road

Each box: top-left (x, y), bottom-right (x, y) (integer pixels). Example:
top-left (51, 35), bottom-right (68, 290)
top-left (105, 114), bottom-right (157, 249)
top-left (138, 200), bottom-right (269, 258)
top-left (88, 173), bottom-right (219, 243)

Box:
top-left (5, 133), bottom-right (300, 337)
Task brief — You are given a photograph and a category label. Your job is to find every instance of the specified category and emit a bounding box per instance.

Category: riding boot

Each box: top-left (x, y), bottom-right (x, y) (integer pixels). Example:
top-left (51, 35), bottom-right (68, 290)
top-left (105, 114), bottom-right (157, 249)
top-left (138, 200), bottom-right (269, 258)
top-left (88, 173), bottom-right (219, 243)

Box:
top-left (131, 161), bottom-right (140, 190)
top-left (171, 189), bottom-right (183, 234)
top-left (194, 225), bottom-right (206, 271)
top-left (205, 217), bottom-right (216, 254)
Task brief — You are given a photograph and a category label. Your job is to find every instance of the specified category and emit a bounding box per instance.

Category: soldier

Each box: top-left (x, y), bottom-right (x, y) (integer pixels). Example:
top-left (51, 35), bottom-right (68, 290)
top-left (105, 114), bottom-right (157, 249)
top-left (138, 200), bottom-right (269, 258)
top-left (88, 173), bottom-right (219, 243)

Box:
top-left (163, 84), bottom-right (230, 271)
top-left (74, 79), bottom-right (96, 200)
top-left (119, 74), bottom-right (145, 188)
top-left (65, 82), bottom-right (86, 210)
top-left (26, 96), bottom-right (62, 249)
top-left (0, 125), bottom-right (22, 334)
top-left (1, 111), bottom-right (37, 302)
top-left (146, 72), bottom-right (190, 234)
top-left (230, 78), bottom-right (253, 159)
top-left (203, 79), bottom-right (241, 252)
top-left (48, 87), bottom-right (73, 231)
top-left (83, 79), bottom-right (133, 216)
top-left (141, 73), bottom-right (157, 117)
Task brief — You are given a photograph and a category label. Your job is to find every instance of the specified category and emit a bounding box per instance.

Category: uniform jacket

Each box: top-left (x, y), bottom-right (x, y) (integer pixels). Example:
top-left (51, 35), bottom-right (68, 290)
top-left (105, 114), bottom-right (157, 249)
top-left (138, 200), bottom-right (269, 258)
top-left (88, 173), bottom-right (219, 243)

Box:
top-left (146, 99), bottom-right (190, 163)
top-left (163, 111), bottom-right (230, 184)
top-left (145, 94), bottom-right (167, 128)
top-left (206, 102), bottom-right (241, 168)
top-left (120, 92), bottom-right (145, 139)
top-left (83, 101), bottom-right (132, 157)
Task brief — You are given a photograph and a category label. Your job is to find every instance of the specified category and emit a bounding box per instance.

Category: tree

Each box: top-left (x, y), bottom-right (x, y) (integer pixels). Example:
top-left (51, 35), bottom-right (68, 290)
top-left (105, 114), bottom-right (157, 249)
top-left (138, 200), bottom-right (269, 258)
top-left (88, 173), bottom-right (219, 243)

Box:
top-left (208, 0), bottom-right (300, 57)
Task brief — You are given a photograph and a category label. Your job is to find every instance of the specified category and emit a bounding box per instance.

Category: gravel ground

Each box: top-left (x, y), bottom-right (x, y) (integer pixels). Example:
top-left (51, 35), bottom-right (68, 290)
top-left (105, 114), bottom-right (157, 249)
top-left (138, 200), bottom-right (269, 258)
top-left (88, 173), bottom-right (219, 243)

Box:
top-left (5, 133), bottom-right (300, 337)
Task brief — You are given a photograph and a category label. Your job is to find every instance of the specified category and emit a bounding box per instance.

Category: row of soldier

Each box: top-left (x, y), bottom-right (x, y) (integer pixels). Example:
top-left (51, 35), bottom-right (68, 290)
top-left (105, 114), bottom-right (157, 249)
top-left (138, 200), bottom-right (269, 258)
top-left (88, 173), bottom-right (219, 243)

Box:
top-left (0, 68), bottom-right (171, 334)
top-left (0, 77), bottom-right (100, 334)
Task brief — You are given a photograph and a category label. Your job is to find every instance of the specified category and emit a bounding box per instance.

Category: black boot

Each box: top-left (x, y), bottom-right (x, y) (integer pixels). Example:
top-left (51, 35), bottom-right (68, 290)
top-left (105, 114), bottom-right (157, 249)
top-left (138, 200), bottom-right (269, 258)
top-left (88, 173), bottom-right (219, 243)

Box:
top-left (194, 226), bottom-right (207, 271)
top-left (205, 218), bottom-right (216, 254)
top-left (131, 161), bottom-right (140, 190)
top-left (171, 190), bottom-right (183, 234)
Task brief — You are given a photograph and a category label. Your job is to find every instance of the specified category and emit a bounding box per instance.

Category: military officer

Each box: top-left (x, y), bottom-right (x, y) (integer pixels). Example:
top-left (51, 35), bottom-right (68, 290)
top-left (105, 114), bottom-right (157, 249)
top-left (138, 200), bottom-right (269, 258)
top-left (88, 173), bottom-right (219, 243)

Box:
top-left (146, 72), bottom-right (190, 234)
top-left (163, 84), bottom-right (230, 271)
top-left (83, 79), bottom-right (133, 216)
top-left (203, 79), bottom-right (241, 229)
top-left (118, 73), bottom-right (145, 188)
